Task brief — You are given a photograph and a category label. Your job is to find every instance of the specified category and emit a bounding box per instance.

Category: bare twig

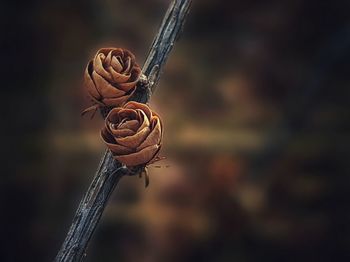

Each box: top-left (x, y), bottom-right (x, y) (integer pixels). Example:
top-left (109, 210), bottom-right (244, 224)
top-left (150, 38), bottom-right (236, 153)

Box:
top-left (54, 1), bottom-right (191, 261)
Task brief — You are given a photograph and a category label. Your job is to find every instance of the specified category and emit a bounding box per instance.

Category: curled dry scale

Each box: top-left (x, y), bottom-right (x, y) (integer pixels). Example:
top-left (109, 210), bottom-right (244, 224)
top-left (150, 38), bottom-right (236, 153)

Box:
top-left (55, 1), bottom-right (192, 261)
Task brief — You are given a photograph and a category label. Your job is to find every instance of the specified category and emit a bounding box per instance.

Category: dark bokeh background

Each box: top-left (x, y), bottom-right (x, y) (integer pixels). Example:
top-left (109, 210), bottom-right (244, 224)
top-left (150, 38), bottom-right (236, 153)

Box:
top-left (1, 0), bottom-right (350, 261)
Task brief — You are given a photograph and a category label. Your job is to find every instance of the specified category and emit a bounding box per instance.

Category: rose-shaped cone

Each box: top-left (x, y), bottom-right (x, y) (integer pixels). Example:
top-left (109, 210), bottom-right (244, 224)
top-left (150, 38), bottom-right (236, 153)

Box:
top-left (101, 101), bottom-right (163, 167)
top-left (84, 48), bottom-right (142, 108)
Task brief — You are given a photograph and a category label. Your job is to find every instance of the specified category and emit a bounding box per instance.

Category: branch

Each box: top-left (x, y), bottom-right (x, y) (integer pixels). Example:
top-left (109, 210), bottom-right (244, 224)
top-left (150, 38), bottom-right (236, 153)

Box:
top-left (54, 1), bottom-right (191, 261)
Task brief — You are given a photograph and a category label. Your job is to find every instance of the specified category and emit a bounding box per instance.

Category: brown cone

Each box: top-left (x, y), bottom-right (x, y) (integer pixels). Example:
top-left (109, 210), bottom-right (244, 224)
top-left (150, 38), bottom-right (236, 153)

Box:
top-left (84, 48), bottom-right (142, 108)
top-left (101, 101), bottom-right (163, 167)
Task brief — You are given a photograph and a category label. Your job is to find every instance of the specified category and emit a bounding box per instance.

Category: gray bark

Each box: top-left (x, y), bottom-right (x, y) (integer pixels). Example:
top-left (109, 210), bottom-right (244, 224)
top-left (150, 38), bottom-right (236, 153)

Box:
top-left (54, 0), bottom-right (191, 261)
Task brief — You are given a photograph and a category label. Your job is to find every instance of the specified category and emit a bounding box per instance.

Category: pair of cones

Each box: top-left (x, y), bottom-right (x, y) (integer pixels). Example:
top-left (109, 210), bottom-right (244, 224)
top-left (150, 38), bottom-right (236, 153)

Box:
top-left (83, 48), bottom-right (163, 168)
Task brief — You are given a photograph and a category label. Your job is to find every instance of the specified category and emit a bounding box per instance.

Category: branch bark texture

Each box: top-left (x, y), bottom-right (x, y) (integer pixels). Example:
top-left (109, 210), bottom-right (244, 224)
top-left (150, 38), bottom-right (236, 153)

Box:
top-left (54, 0), bottom-right (191, 261)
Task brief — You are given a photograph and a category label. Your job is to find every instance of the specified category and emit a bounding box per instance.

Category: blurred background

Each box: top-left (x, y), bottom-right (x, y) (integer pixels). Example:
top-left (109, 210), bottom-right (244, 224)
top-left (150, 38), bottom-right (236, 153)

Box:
top-left (1, 0), bottom-right (350, 261)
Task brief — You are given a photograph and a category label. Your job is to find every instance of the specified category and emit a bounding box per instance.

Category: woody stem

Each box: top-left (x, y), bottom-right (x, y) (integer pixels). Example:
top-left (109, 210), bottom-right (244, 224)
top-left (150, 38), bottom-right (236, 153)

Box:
top-left (54, 1), bottom-right (192, 261)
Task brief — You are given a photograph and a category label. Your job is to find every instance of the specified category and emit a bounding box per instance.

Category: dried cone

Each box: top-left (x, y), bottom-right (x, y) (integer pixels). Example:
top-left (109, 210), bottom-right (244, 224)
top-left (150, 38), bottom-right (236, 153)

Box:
top-left (85, 48), bottom-right (142, 108)
top-left (101, 101), bottom-right (163, 167)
